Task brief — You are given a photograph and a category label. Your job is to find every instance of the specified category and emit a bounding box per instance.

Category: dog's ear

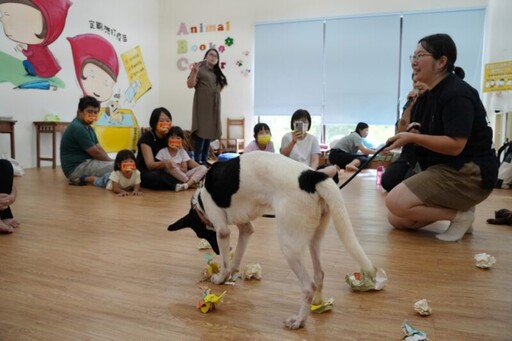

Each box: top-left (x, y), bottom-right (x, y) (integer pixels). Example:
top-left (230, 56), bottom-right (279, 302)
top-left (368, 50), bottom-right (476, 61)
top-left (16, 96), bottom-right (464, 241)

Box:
top-left (167, 208), bottom-right (220, 255)
top-left (168, 212), bottom-right (191, 231)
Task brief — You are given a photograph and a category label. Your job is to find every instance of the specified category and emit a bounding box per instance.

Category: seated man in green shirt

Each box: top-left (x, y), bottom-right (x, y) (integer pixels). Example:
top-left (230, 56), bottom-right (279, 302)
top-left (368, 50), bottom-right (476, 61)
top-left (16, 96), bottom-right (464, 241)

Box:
top-left (60, 96), bottom-right (114, 185)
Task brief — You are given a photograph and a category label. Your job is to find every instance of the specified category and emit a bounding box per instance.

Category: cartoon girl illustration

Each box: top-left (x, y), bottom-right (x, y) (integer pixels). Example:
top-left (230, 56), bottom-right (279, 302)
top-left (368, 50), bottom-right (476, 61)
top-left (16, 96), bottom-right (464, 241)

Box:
top-left (68, 33), bottom-right (119, 103)
top-left (0, 0), bottom-right (71, 78)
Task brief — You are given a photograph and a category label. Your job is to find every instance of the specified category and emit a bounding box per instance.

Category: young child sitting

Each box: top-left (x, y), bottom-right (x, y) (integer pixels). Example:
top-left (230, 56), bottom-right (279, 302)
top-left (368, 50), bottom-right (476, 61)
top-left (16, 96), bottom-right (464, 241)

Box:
top-left (107, 149), bottom-right (143, 196)
top-left (87, 149), bottom-right (143, 196)
top-left (155, 126), bottom-right (208, 192)
top-left (244, 122), bottom-right (275, 153)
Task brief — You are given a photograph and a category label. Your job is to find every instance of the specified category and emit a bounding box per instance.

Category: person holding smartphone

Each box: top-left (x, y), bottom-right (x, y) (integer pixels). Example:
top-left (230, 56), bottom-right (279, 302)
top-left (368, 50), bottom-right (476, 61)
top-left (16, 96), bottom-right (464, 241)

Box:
top-left (187, 48), bottom-right (227, 166)
top-left (280, 109), bottom-right (322, 169)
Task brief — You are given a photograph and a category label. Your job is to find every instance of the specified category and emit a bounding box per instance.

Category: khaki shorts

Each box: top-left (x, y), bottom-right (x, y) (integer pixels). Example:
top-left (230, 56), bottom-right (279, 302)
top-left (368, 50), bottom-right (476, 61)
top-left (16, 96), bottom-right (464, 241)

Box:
top-left (403, 162), bottom-right (493, 211)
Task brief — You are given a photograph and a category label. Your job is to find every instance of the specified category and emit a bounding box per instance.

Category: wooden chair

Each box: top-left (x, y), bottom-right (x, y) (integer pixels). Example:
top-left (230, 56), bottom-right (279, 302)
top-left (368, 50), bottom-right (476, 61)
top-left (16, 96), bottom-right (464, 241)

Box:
top-left (219, 118), bottom-right (245, 154)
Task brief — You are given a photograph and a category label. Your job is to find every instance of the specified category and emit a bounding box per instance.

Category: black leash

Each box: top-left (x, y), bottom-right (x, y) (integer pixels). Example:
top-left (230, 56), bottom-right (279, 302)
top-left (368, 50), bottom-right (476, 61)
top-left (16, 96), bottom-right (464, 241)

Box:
top-left (337, 124), bottom-right (418, 189)
top-left (337, 142), bottom-right (391, 189)
top-left (262, 144), bottom-right (390, 218)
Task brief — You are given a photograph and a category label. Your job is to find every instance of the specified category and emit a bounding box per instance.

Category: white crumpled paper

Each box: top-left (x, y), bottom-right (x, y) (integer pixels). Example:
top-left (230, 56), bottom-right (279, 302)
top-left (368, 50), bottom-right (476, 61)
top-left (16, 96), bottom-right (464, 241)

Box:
top-left (474, 253), bottom-right (496, 269)
top-left (345, 268), bottom-right (387, 291)
top-left (414, 299), bottom-right (432, 316)
top-left (243, 263), bottom-right (262, 280)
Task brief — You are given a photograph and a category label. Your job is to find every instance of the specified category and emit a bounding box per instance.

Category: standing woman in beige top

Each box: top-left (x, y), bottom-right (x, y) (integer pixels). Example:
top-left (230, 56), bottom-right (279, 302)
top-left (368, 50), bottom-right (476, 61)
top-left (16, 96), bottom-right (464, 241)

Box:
top-left (187, 48), bottom-right (228, 165)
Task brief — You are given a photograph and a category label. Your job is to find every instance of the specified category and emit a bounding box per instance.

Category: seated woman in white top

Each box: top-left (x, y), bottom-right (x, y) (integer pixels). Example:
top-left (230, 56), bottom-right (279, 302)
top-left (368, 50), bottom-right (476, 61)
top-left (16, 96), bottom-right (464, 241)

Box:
top-left (329, 122), bottom-right (377, 171)
top-left (244, 123), bottom-right (275, 153)
top-left (280, 109), bottom-right (339, 178)
top-left (280, 109), bottom-right (322, 168)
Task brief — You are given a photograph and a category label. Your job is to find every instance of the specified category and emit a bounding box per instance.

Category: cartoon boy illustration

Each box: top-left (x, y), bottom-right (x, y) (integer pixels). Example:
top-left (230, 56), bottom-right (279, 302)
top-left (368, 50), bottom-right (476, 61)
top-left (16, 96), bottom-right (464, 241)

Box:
top-left (0, 0), bottom-right (71, 78)
top-left (68, 33), bottom-right (119, 103)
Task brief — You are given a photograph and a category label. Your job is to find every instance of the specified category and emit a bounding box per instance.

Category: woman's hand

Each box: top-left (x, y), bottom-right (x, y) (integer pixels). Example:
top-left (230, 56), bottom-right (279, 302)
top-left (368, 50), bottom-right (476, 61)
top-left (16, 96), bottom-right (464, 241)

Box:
top-left (291, 130), bottom-right (303, 143)
top-left (164, 160), bottom-right (178, 173)
top-left (407, 89), bottom-right (420, 101)
top-left (0, 193), bottom-right (14, 210)
top-left (187, 61), bottom-right (203, 88)
top-left (406, 122), bottom-right (421, 133)
top-left (191, 62), bottom-right (201, 73)
top-left (385, 132), bottom-right (415, 152)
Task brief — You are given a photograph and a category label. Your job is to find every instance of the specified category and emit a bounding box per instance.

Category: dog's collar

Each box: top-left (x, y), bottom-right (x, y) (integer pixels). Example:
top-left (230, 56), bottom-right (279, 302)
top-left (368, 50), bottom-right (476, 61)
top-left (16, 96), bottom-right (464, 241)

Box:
top-left (193, 192), bottom-right (213, 227)
top-left (195, 206), bottom-right (213, 227)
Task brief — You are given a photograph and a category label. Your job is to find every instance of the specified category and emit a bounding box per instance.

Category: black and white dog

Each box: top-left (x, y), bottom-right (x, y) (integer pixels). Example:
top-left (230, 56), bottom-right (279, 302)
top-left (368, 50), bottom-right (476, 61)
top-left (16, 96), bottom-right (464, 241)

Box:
top-left (168, 151), bottom-right (377, 329)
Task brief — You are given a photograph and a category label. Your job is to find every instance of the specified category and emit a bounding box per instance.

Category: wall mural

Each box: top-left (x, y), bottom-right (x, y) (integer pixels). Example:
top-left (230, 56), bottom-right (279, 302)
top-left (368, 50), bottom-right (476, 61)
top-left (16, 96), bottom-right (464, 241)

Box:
top-left (0, 1), bottom-right (153, 153)
top-left (0, 0), bottom-right (71, 90)
top-left (68, 33), bottom-right (146, 152)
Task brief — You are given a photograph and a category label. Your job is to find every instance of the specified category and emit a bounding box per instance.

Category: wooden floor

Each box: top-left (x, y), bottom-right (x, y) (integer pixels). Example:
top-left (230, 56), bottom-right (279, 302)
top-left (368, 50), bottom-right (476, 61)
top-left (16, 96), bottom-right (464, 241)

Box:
top-left (1, 167), bottom-right (511, 341)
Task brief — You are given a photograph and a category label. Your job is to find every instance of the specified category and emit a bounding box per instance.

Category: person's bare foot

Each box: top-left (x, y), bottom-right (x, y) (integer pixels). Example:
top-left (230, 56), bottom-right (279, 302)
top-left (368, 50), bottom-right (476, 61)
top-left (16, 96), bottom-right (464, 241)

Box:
top-left (84, 176), bottom-right (97, 185)
top-left (0, 220), bottom-right (14, 233)
top-left (3, 218), bottom-right (20, 228)
top-left (345, 164), bottom-right (359, 172)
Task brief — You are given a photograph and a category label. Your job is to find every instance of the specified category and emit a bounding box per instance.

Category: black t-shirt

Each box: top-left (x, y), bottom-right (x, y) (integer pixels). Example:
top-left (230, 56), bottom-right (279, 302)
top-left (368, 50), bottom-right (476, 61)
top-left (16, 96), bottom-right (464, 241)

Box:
top-left (400, 91), bottom-right (429, 162)
top-left (414, 73), bottom-right (498, 188)
top-left (136, 130), bottom-right (167, 172)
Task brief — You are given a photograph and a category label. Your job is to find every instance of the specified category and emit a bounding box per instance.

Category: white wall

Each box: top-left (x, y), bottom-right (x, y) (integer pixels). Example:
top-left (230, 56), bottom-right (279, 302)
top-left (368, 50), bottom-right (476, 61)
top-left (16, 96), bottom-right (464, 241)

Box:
top-left (158, 0), bottom-right (488, 144)
top-left (0, 0), bottom-right (160, 168)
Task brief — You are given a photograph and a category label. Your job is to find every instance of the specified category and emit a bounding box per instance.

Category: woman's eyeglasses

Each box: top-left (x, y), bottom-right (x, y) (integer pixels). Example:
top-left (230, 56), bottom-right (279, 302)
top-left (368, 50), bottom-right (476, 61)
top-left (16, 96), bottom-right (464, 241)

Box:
top-left (409, 53), bottom-right (432, 62)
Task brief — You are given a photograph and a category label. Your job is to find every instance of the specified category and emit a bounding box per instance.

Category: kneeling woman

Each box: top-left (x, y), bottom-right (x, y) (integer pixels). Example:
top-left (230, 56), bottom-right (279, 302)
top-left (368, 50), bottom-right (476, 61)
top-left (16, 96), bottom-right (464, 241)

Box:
top-left (329, 122), bottom-right (377, 171)
top-left (384, 33), bottom-right (498, 242)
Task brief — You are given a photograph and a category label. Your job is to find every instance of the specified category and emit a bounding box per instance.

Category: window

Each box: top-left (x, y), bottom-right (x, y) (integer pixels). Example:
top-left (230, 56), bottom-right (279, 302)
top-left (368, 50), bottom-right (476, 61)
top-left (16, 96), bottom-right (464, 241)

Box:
top-left (254, 20), bottom-right (324, 117)
top-left (324, 15), bottom-right (401, 125)
top-left (255, 8), bottom-right (485, 143)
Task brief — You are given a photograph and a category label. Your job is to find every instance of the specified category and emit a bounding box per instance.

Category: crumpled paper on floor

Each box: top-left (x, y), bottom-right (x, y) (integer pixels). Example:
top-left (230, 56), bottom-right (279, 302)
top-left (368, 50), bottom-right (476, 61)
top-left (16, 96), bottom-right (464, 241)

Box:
top-left (243, 263), bottom-right (262, 280)
top-left (310, 297), bottom-right (334, 313)
top-left (402, 320), bottom-right (429, 341)
top-left (474, 253), bottom-right (496, 269)
top-left (197, 238), bottom-right (212, 250)
top-left (345, 268), bottom-right (387, 291)
top-left (199, 253), bottom-right (219, 282)
top-left (197, 285), bottom-right (226, 313)
top-left (414, 299), bottom-right (432, 316)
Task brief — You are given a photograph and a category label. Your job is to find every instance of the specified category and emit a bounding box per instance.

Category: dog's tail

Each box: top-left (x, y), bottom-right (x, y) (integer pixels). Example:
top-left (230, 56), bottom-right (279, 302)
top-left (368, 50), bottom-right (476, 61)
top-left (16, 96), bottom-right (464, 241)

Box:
top-left (316, 180), bottom-right (375, 276)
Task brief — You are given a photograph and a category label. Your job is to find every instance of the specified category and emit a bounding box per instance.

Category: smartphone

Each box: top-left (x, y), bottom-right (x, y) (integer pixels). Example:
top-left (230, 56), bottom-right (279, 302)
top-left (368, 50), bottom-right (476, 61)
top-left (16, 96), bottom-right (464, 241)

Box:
top-left (294, 121), bottom-right (304, 133)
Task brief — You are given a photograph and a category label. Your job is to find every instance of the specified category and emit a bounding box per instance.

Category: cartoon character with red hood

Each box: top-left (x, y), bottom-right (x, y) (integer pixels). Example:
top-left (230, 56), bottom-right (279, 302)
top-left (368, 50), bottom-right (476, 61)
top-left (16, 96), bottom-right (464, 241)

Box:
top-left (68, 33), bottom-right (119, 103)
top-left (0, 0), bottom-right (71, 78)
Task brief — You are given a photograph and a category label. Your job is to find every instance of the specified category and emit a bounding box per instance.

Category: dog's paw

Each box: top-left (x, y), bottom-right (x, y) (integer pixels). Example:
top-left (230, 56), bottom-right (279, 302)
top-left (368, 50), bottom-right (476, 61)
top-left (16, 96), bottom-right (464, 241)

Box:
top-left (283, 315), bottom-right (306, 330)
top-left (211, 272), bottom-right (228, 285)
